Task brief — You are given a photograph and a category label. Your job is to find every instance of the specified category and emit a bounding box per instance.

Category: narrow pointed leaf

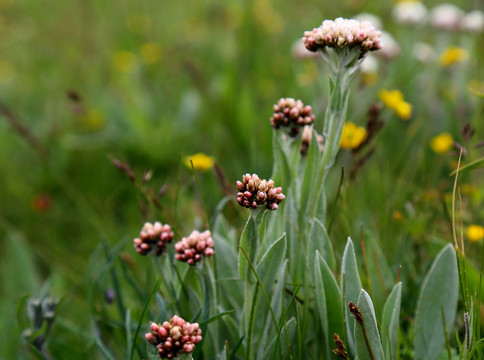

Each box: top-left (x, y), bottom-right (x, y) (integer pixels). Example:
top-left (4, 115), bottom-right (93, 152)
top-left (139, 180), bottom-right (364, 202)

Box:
top-left (256, 234), bottom-right (287, 294)
top-left (271, 130), bottom-right (292, 189)
top-left (308, 219), bottom-right (336, 274)
top-left (381, 282), bottom-right (402, 360)
top-left (316, 252), bottom-right (344, 349)
top-left (238, 215), bottom-right (259, 283)
top-left (354, 289), bottom-right (384, 360)
top-left (129, 277), bottom-right (162, 360)
top-left (341, 237), bottom-right (362, 354)
top-left (314, 252), bottom-right (329, 359)
top-left (449, 156), bottom-right (484, 175)
top-left (414, 244), bottom-right (458, 360)
top-left (300, 129), bottom-right (321, 216)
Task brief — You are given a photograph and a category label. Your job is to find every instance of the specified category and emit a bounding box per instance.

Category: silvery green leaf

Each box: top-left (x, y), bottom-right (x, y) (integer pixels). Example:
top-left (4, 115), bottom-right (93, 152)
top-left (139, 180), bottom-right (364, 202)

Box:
top-left (354, 290), bottom-right (384, 360)
top-left (341, 237), bottom-right (362, 355)
top-left (414, 244), bottom-right (458, 360)
top-left (381, 282), bottom-right (402, 360)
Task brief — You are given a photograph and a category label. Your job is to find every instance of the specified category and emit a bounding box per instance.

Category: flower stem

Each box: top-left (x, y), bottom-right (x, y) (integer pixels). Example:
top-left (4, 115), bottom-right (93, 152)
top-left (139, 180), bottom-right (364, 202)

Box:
top-left (360, 321), bottom-right (377, 360)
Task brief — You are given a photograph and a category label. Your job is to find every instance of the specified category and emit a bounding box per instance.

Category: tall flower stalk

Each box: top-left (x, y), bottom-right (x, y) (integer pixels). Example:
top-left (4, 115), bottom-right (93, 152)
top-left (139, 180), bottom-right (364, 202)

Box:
top-left (303, 18), bottom-right (382, 218)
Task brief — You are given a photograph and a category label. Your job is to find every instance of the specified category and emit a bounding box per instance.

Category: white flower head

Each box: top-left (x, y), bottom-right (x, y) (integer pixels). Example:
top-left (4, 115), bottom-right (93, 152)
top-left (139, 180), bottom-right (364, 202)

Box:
top-left (378, 31), bottom-right (400, 59)
top-left (359, 53), bottom-right (378, 74)
top-left (461, 10), bottom-right (484, 33)
top-left (353, 13), bottom-right (383, 31)
top-left (392, 1), bottom-right (428, 25)
top-left (303, 17), bottom-right (383, 53)
top-left (430, 3), bottom-right (464, 30)
top-left (413, 42), bottom-right (436, 63)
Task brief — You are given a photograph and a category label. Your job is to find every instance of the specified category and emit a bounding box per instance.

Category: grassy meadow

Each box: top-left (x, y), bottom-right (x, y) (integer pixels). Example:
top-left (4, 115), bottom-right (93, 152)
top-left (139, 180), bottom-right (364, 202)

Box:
top-left (1, 0), bottom-right (483, 358)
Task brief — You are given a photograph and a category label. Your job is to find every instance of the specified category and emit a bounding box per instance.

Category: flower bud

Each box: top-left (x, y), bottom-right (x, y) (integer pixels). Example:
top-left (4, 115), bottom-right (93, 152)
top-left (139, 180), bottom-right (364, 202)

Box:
top-left (174, 230), bottom-right (214, 265)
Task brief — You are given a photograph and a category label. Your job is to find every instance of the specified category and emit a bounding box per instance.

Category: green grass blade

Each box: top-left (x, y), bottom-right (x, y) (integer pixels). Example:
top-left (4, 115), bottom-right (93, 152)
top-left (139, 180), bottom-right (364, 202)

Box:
top-left (199, 310), bottom-right (235, 327)
top-left (125, 309), bottom-right (132, 357)
top-left (155, 294), bottom-right (167, 323)
top-left (29, 345), bottom-right (48, 360)
top-left (129, 277), bottom-right (162, 360)
top-left (95, 336), bottom-right (116, 360)
top-left (449, 156), bottom-right (484, 176)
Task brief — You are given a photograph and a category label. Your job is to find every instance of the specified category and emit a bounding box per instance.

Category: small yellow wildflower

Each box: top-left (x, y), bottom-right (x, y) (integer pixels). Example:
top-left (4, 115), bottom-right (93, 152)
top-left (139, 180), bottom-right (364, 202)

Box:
top-left (184, 153), bottom-right (215, 172)
top-left (140, 42), bottom-right (162, 64)
top-left (394, 100), bottom-right (412, 120)
top-left (340, 122), bottom-right (367, 149)
top-left (430, 132), bottom-right (454, 154)
top-left (466, 224), bottom-right (484, 242)
top-left (113, 51), bottom-right (138, 73)
top-left (378, 89), bottom-right (412, 120)
top-left (362, 72), bottom-right (379, 87)
top-left (439, 46), bottom-right (468, 67)
top-left (392, 210), bottom-right (403, 221)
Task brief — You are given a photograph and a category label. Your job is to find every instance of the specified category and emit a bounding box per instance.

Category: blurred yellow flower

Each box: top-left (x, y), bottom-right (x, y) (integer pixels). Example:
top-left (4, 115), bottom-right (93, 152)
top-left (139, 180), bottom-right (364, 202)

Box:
top-left (184, 153), bottom-right (215, 172)
top-left (430, 132), bottom-right (454, 154)
top-left (362, 72), bottom-right (379, 87)
top-left (340, 122), bottom-right (367, 149)
top-left (394, 100), bottom-right (412, 120)
top-left (378, 89), bottom-right (412, 120)
top-left (466, 224), bottom-right (484, 242)
top-left (113, 51), bottom-right (138, 73)
top-left (439, 46), bottom-right (468, 67)
top-left (140, 42), bottom-right (162, 64)
top-left (392, 210), bottom-right (403, 221)
top-left (0, 60), bottom-right (16, 84)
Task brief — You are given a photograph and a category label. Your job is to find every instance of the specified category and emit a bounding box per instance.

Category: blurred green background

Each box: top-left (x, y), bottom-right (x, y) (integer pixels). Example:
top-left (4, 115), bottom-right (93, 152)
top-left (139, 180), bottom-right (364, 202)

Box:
top-left (1, 0), bottom-right (483, 358)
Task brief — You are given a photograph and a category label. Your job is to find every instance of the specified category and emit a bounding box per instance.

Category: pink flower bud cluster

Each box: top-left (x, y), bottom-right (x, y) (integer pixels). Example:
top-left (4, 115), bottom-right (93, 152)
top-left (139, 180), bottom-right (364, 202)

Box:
top-left (303, 17), bottom-right (382, 53)
top-left (236, 173), bottom-right (285, 210)
top-left (174, 230), bottom-right (214, 265)
top-left (270, 98), bottom-right (315, 137)
top-left (145, 316), bottom-right (202, 359)
top-left (133, 222), bottom-right (174, 256)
